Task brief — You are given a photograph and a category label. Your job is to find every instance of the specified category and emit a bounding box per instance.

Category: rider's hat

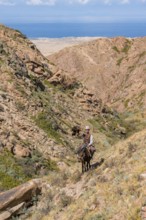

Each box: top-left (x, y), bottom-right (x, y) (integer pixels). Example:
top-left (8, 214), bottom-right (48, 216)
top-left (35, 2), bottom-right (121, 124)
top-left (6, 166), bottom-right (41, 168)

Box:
top-left (85, 126), bottom-right (90, 130)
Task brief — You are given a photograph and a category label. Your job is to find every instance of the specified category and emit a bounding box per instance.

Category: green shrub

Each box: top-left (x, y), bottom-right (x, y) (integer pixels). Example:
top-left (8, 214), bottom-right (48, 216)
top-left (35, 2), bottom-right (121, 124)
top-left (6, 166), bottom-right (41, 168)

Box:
top-left (59, 192), bottom-right (73, 207)
top-left (0, 149), bottom-right (58, 191)
top-left (89, 111), bottom-right (146, 146)
top-left (34, 112), bottom-right (63, 144)
top-left (15, 101), bottom-right (25, 111)
top-left (122, 41), bottom-right (131, 54)
top-left (43, 157), bottom-right (58, 171)
top-left (0, 151), bottom-right (29, 190)
top-left (17, 149), bottom-right (58, 177)
top-left (44, 80), bottom-right (53, 88)
top-left (45, 80), bottom-right (80, 94)
top-left (124, 99), bottom-right (130, 108)
top-left (71, 170), bottom-right (82, 183)
top-left (117, 57), bottom-right (124, 66)
top-left (15, 29), bottom-right (27, 39)
top-left (89, 213), bottom-right (106, 220)
top-left (0, 58), bottom-right (4, 65)
top-left (112, 46), bottom-right (120, 53)
top-left (138, 51), bottom-right (146, 59)
top-left (128, 208), bottom-right (141, 220)
top-left (0, 171), bottom-right (20, 190)
top-left (15, 84), bottom-right (27, 96)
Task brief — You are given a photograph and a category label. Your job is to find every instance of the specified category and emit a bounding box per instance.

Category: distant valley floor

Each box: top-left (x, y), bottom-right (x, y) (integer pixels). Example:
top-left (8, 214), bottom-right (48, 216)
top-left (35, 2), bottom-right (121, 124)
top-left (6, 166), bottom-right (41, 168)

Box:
top-left (31, 37), bottom-right (98, 56)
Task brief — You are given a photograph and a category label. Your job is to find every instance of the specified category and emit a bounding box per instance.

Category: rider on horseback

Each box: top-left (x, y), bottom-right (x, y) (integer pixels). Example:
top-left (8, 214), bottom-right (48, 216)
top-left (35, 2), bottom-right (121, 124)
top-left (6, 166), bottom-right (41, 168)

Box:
top-left (81, 126), bottom-right (94, 157)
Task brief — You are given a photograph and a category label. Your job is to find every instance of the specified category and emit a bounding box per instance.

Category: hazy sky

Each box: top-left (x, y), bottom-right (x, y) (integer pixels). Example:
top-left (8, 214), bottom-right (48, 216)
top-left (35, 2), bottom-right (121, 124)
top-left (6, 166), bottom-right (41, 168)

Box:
top-left (0, 0), bottom-right (146, 23)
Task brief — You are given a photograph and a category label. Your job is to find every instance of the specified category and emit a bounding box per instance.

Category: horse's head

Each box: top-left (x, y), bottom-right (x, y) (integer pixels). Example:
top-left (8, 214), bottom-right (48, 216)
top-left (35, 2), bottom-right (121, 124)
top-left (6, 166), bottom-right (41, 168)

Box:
top-left (77, 150), bottom-right (85, 162)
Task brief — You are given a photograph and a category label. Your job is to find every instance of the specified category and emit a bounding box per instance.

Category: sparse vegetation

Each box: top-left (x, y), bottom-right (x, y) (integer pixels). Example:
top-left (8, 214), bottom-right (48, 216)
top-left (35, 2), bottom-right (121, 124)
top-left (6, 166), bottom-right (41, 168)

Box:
top-left (44, 78), bottom-right (80, 93)
top-left (59, 191), bottom-right (73, 207)
top-left (15, 29), bottom-right (27, 39)
top-left (117, 57), bottom-right (124, 66)
top-left (0, 57), bottom-right (4, 65)
top-left (128, 65), bottom-right (136, 72)
top-left (124, 98), bottom-right (130, 108)
top-left (89, 110), bottom-right (146, 146)
top-left (138, 51), bottom-right (146, 59)
top-left (0, 150), bottom-right (29, 190)
top-left (15, 83), bottom-right (27, 96)
top-left (128, 208), bottom-right (141, 220)
top-left (89, 214), bottom-right (106, 220)
top-left (112, 46), bottom-right (120, 53)
top-left (34, 112), bottom-right (63, 144)
top-left (0, 148), bottom-right (58, 191)
top-left (15, 100), bottom-right (25, 111)
top-left (122, 40), bottom-right (131, 53)
top-left (71, 170), bottom-right (82, 183)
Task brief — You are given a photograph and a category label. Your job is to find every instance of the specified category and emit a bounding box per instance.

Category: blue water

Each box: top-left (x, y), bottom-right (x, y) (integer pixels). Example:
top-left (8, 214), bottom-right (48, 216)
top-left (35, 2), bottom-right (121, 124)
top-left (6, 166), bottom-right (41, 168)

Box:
top-left (6, 23), bottom-right (146, 38)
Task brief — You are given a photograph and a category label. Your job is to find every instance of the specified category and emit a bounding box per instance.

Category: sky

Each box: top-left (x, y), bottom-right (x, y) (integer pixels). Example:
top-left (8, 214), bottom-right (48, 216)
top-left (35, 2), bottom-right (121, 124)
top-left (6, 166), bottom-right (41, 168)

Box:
top-left (0, 0), bottom-right (146, 23)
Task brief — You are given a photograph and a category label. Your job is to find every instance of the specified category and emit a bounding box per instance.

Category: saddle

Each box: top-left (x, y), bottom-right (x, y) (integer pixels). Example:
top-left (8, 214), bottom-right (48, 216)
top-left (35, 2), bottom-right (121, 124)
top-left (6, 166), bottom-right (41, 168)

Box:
top-left (77, 145), bottom-right (96, 158)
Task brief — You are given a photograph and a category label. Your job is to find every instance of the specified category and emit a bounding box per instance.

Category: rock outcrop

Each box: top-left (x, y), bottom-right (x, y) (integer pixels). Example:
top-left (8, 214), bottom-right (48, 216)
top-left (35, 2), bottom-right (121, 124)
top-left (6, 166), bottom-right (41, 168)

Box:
top-left (0, 179), bottom-right (41, 220)
top-left (142, 206), bottom-right (146, 220)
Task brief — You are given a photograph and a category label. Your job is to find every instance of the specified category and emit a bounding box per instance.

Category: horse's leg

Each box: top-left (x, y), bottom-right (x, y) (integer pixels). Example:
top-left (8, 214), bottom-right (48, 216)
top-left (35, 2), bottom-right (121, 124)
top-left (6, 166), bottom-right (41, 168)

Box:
top-left (86, 161), bottom-right (89, 172)
top-left (82, 161), bottom-right (84, 173)
top-left (89, 160), bottom-right (91, 169)
top-left (87, 159), bottom-right (91, 171)
top-left (82, 161), bottom-right (85, 173)
top-left (83, 161), bottom-right (86, 172)
top-left (88, 161), bottom-right (90, 171)
top-left (85, 161), bottom-right (88, 171)
top-left (84, 162), bottom-right (86, 173)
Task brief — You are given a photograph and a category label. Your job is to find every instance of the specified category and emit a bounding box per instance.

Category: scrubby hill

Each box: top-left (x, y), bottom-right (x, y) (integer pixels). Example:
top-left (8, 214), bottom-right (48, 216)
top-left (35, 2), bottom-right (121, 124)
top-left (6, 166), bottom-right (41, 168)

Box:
top-left (41, 128), bottom-right (146, 220)
top-left (48, 37), bottom-right (146, 112)
top-left (0, 24), bottom-right (146, 220)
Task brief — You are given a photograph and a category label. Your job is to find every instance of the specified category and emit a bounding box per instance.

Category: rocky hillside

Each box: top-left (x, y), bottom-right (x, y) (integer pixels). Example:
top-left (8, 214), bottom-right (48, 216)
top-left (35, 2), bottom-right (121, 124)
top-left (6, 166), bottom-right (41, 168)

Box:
top-left (48, 37), bottom-right (146, 112)
top-left (0, 24), bottom-right (146, 220)
top-left (0, 24), bottom-right (87, 189)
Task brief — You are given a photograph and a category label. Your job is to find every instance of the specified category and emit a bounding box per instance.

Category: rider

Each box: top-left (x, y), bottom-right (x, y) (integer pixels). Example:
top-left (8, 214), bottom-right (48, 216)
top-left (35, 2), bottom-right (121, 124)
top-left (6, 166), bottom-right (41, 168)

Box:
top-left (81, 126), bottom-right (93, 157)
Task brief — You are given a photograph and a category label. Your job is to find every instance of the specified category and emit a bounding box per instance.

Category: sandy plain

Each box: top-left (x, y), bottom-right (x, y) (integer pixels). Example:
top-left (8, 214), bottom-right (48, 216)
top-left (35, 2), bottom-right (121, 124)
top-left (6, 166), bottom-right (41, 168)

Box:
top-left (31, 37), bottom-right (98, 56)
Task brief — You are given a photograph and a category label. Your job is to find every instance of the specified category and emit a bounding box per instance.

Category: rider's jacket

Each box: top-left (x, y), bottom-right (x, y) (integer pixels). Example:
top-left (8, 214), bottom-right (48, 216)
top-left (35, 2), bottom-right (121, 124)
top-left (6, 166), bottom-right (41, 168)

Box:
top-left (83, 133), bottom-right (93, 145)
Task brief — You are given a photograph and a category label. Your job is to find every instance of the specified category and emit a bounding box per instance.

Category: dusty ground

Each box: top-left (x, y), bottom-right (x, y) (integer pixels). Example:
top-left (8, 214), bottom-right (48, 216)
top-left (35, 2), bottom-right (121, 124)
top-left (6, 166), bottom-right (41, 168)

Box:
top-left (31, 37), bottom-right (98, 56)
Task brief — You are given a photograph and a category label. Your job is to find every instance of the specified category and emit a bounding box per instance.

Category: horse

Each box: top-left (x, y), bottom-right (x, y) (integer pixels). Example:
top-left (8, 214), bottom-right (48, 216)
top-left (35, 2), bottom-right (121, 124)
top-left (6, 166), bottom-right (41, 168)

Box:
top-left (77, 147), bottom-right (92, 173)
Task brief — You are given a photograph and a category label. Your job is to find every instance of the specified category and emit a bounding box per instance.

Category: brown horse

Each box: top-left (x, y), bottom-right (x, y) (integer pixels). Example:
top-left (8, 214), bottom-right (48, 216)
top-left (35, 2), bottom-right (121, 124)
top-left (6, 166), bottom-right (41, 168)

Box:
top-left (78, 148), bottom-right (92, 173)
